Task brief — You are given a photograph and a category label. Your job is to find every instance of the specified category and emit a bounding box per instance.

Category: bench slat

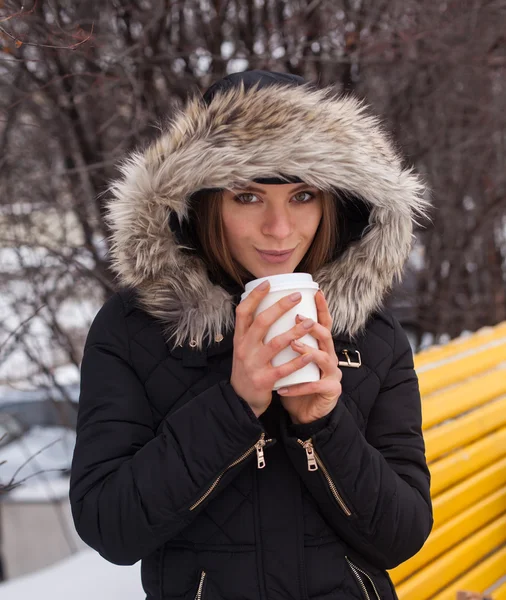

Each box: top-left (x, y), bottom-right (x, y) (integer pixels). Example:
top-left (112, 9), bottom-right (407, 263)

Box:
top-left (432, 457), bottom-right (506, 527)
top-left (430, 427), bottom-right (506, 496)
top-left (424, 396), bottom-right (506, 462)
top-left (492, 580), bottom-right (506, 600)
top-left (414, 323), bottom-right (506, 368)
top-left (422, 370), bottom-right (506, 429)
top-left (395, 514), bottom-right (506, 599)
top-left (390, 486), bottom-right (506, 585)
top-left (430, 545), bottom-right (506, 600)
top-left (418, 344), bottom-right (506, 396)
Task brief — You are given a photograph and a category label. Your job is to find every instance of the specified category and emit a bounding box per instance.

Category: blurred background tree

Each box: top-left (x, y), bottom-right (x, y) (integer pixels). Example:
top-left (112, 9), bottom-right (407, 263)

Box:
top-left (0, 0), bottom-right (505, 396)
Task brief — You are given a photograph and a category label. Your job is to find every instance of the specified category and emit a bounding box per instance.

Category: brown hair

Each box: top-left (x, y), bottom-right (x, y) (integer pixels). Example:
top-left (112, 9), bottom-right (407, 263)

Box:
top-left (191, 189), bottom-right (340, 287)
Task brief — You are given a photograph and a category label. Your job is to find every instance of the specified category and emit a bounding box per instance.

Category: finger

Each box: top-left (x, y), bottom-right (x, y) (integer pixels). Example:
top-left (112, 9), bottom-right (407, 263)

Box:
top-left (292, 340), bottom-right (342, 382)
top-left (315, 289), bottom-right (333, 329)
top-left (290, 340), bottom-right (337, 377)
top-left (265, 316), bottom-right (316, 361)
top-left (271, 345), bottom-right (319, 381)
top-left (249, 291), bottom-right (303, 345)
top-left (235, 280), bottom-right (271, 339)
top-left (294, 319), bottom-right (335, 357)
top-left (277, 378), bottom-right (340, 399)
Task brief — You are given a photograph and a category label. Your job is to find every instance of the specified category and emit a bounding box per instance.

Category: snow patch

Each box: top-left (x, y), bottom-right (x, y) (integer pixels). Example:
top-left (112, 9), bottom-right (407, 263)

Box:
top-left (0, 426), bottom-right (75, 489)
top-left (0, 549), bottom-right (143, 599)
top-left (4, 476), bottom-right (71, 503)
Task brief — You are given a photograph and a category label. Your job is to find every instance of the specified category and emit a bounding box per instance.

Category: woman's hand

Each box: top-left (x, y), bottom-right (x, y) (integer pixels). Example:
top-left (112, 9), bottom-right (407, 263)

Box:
top-left (277, 290), bottom-right (342, 425)
top-left (230, 282), bottom-right (325, 418)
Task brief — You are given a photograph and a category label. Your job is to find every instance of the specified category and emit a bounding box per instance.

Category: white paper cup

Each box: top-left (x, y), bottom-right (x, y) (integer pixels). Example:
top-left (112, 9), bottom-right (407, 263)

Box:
top-left (240, 273), bottom-right (320, 391)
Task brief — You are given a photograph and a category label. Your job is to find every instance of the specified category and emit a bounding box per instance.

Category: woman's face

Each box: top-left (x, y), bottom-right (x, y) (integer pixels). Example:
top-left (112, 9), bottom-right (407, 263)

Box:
top-left (221, 182), bottom-right (323, 278)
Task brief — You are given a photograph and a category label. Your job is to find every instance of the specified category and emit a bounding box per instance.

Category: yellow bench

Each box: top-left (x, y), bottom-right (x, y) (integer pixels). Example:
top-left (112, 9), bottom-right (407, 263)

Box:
top-left (389, 321), bottom-right (506, 599)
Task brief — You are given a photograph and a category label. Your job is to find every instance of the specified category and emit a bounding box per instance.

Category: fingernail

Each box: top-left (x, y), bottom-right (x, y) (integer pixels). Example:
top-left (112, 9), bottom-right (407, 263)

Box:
top-left (302, 318), bottom-right (314, 329)
top-left (258, 281), bottom-right (269, 290)
top-left (292, 339), bottom-right (304, 347)
top-left (278, 388), bottom-right (289, 394)
top-left (289, 292), bottom-right (302, 302)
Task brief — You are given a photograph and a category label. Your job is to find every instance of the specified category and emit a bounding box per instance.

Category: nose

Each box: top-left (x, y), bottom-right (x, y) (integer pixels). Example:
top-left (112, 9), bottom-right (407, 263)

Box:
top-left (261, 204), bottom-right (294, 240)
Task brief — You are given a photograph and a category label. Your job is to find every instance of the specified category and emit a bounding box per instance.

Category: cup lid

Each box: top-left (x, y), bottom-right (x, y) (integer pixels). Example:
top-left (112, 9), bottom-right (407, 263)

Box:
top-left (241, 272), bottom-right (318, 301)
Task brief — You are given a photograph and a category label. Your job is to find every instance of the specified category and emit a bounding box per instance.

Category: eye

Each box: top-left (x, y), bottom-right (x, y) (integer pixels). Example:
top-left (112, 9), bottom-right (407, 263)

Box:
top-left (234, 193), bottom-right (259, 204)
top-left (293, 191), bottom-right (316, 203)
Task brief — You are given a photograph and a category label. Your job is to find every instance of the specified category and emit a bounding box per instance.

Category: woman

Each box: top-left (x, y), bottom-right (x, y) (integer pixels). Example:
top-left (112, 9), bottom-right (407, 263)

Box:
top-left (70, 70), bottom-right (432, 600)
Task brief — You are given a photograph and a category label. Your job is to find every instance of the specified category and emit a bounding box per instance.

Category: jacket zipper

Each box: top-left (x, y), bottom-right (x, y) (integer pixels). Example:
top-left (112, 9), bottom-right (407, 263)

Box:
top-left (189, 433), bottom-right (271, 511)
top-left (194, 571), bottom-right (206, 600)
top-left (297, 438), bottom-right (352, 517)
top-left (345, 557), bottom-right (381, 600)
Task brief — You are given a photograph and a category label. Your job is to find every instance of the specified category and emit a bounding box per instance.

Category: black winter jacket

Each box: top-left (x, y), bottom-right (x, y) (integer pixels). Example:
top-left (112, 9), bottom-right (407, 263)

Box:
top-left (70, 71), bottom-right (432, 600)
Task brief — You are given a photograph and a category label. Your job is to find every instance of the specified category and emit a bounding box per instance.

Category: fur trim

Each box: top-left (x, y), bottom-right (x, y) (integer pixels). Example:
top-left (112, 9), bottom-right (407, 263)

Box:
top-left (106, 82), bottom-right (428, 349)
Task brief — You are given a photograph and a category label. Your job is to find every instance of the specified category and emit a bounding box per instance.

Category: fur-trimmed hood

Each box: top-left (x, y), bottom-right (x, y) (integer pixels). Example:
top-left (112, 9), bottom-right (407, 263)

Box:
top-left (106, 71), bottom-right (428, 350)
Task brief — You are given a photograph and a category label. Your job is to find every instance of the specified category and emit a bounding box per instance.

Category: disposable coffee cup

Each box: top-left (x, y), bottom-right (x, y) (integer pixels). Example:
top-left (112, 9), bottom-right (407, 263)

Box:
top-left (240, 273), bottom-right (320, 391)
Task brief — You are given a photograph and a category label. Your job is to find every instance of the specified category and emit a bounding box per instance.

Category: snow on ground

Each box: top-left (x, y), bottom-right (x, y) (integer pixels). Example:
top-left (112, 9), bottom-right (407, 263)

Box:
top-left (5, 475), bottom-right (71, 502)
top-left (0, 245), bottom-right (102, 387)
top-left (0, 425), bottom-right (75, 489)
top-left (0, 382), bottom-right (80, 405)
top-left (0, 549), bottom-right (143, 599)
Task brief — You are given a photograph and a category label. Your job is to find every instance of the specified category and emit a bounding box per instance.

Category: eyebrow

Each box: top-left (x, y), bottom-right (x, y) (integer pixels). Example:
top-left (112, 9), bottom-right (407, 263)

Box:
top-left (233, 182), bottom-right (315, 194)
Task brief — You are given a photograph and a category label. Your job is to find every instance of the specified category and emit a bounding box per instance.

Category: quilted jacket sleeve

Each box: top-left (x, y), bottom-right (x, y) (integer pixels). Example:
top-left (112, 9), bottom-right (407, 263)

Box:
top-left (281, 316), bottom-right (433, 570)
top-left (69, 293), bottom-right (265, 566)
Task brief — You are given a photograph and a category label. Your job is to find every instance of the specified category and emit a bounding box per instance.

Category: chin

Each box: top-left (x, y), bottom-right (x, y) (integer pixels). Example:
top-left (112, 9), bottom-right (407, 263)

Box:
top-left (245, 251), bottom-right (302, 278)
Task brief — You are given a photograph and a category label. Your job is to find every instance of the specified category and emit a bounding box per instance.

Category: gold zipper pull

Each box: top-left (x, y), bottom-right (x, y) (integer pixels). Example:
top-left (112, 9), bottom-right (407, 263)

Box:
top-left (255, 433), bottom-right (267, 469)
top-left (301, 439), bottom-right (318, 471)
top-left (297, 439), bottom-right (351, 516)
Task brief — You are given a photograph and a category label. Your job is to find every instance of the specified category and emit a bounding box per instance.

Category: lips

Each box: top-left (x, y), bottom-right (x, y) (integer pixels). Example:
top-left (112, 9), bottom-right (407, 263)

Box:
top-left (256, 249), bottom-right (295, 255)
top-left (256, 248), bottom-right (295, 263)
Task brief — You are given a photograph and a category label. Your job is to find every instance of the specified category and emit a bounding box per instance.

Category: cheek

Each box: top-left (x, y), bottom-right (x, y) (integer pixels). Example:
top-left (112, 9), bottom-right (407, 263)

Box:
top-left (302, 206), bottom-right (323, 237)
top-left (222, 213), bottom-right (251, 247)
